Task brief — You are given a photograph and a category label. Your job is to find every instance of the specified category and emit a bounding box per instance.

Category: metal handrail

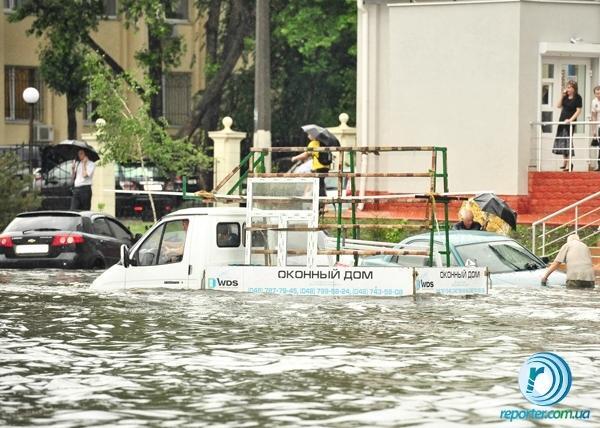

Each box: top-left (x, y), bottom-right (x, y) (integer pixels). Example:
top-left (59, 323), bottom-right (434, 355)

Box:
top-left (530, 120), bottom-right (600, 172)
top-left (531, 190), bottom-right (600, 256)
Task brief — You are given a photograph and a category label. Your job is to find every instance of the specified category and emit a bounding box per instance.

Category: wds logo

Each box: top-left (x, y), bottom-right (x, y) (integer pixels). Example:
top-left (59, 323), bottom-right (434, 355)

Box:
top-left (518, 352), bottom-right (572, 406)
top-left (208, 278), bottom-right (239, 288)
top-left (415, 279), bottom-right (434, 289)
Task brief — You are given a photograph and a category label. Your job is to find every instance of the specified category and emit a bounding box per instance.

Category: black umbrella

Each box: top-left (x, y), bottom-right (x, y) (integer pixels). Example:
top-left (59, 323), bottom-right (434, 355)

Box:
top-left (301, 124), bottom-right (340, 147)
top-left (45, 140), bottom-right (100, 165)
top-left (473, 193), bottom-right (518, 230)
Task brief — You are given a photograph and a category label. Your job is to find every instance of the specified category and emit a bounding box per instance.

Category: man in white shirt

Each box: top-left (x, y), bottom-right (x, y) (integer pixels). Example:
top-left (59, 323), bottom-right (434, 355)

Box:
top-left (70, 149), bottom-right (95, 210)
top-left (541, 234), bottom-right (595, 289)
top-left (592, 85), bottom-right (600, 171)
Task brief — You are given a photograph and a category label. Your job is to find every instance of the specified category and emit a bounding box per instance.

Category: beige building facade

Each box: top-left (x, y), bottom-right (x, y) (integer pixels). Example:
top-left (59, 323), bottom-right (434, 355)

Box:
top-left (357, 0), bottom-right (600, 196)
top-left (2, 0), bottom-right (205, 149)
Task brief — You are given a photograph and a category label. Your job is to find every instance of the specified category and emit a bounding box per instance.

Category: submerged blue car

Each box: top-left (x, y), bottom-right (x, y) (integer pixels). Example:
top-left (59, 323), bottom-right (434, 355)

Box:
top-left (361, 231), bottom-right (566, 287)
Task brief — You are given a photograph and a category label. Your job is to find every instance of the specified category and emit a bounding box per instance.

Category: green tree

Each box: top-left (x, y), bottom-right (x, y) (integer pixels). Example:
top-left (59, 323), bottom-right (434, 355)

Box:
top-left (86, 54), bottom-right (209, 222)
top-left (181, 0), bottom-right (254, 137)
top-left (0, 154), bottom-right (40, 229)
top-left (188, 0), bottom-right (356, 152)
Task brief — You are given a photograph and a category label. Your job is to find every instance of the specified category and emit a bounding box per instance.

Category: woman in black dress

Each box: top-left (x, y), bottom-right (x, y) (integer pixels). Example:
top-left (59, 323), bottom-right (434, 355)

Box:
top-left (553, 80), bottom-right (582, 171)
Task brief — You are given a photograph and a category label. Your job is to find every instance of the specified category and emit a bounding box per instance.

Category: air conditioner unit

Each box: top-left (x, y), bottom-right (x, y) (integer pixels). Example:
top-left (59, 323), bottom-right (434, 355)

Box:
top-left (35, 124), bottom-right (54, 143)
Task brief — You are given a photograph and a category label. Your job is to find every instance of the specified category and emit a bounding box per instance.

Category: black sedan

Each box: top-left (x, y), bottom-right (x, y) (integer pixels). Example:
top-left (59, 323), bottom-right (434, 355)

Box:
top-left (0, 211), bottom-right (135, 269)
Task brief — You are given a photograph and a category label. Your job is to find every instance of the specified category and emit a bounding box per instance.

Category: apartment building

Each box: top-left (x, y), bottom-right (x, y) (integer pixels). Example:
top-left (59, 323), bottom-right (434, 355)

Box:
top-left (1, 0), bottom-right (205, 148)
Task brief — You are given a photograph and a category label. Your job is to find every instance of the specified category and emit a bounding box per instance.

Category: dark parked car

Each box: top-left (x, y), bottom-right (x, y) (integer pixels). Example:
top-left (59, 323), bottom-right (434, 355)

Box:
top-left (0, 211), bottom-right (135, 269)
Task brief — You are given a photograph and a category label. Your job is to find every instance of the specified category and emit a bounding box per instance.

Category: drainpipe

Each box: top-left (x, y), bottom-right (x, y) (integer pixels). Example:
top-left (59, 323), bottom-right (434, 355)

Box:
top-left (357, 0), bottom-right (369, 210)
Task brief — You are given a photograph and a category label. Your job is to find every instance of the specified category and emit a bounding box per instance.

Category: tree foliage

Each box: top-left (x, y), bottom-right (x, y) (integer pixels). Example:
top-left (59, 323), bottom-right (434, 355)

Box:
top-left (190, 0), bottom-right (357, 150)
top-left (0, 154), bottom-right (40, 229)
top-left (86, 54), bottom-right (210, 221)
top-left (181, 0), bottom-right (254, 137)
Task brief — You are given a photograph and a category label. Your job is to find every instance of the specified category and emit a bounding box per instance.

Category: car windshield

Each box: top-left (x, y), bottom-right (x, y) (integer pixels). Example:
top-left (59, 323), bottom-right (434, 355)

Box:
top-left (455, 240), bottom-right (545, 274)
top-left (5, 215), bottom-right (82, 233)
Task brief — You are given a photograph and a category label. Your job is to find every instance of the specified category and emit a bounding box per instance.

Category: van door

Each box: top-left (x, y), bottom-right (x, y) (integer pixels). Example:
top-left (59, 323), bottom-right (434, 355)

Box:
top-left (125, 218), bottom-right (191, 289)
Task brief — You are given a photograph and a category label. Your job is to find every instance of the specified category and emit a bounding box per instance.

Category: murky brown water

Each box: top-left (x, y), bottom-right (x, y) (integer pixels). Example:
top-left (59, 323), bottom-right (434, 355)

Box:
top-left (0, 270), bottom-right (599, 427)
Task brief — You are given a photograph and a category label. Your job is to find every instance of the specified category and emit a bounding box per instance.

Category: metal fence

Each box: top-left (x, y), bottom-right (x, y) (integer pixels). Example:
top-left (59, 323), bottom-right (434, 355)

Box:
top-left (530, 120), bottom-right (600, 171)
top-left (0, 144), bottom-right (206, 219)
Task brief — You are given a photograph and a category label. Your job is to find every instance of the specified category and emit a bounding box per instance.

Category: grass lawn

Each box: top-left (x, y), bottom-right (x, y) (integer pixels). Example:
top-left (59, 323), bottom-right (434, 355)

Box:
top-left (121, 219), bottom-right (153, 236)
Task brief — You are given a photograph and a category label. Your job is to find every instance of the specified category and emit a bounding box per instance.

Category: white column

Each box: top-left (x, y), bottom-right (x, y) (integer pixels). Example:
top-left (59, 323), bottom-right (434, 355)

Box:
top-left (81, 118), bottom-right (115, 216)
top-left (328, 112), bottom-right (357, 171)
top-left (209, 117), bottom-right (246, 193)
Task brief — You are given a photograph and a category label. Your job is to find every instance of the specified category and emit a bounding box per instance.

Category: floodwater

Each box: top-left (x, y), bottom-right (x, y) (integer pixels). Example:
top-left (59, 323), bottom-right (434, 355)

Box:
top-left (0, 270), bottom-right (599, 427)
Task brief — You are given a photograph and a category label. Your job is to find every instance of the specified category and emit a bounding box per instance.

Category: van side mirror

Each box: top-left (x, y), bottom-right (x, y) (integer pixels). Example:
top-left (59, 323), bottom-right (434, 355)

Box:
top-left (120, 244), bottom-right (131, 268)
top-left (133, 233), bottom-right (142, 243)
top-left (541, 256), bottom-right (550, 264)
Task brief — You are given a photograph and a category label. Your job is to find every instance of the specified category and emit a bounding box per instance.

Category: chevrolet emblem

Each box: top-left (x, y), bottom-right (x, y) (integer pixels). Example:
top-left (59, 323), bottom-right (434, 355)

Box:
top-left (27, 239), bottom-right (36, 243)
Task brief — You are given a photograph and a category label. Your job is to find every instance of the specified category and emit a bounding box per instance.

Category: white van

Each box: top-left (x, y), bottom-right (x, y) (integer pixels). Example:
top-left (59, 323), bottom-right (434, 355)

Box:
top-left (91, 207), bottom-right (336, 291)
top-left (91, 207), bottom-right (489, 297)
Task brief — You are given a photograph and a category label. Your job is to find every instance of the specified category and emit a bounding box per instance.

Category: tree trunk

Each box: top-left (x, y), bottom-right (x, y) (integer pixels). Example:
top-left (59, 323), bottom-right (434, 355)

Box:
top-left (179, 0), bottom-right (253, 137)
top-left (66, 93), bottom-right (78, 139)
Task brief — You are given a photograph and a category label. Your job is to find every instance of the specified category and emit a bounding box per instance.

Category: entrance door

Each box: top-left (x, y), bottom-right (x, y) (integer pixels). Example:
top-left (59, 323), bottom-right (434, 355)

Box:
top-left (540, 58), bottom-right (592, 170)
top-left (125, 218), bottom-right (191, 289)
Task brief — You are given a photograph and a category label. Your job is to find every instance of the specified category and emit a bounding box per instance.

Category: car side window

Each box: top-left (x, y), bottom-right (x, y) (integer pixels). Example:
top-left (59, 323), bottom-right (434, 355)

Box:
top-left (107, 219), bottom-right (132, 241)
top-left (93, 218), bottom-right (113, 237)
top-left (135, 224), bottom-right (165, 266)
top-left (157, 220), bottom-right (189, 264)
top-left (217, 222), bottom-right (240, 248)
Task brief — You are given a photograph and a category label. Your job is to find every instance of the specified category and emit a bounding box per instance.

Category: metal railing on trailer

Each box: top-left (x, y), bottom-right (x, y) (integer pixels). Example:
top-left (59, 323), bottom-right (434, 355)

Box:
top-left (182, 145), bottom-right (467, 267)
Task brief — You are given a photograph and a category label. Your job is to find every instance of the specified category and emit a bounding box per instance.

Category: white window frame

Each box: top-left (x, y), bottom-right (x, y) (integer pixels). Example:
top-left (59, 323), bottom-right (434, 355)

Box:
top-left (4, 0), bottom-right (21, 13)
top-left (4, 66), bottom-right (43, 122)
top-left (165, 0), bottom-right (189, 23)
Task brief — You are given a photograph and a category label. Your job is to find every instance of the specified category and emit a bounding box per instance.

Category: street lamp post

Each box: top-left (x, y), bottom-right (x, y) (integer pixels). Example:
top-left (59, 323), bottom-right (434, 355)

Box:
top-left (22, 87), bottom-right (40, 174)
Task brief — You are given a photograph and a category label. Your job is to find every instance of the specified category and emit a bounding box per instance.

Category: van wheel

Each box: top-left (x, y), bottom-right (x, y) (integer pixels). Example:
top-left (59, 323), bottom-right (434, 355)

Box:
top-left (92, 259), bottom-right (105, 269)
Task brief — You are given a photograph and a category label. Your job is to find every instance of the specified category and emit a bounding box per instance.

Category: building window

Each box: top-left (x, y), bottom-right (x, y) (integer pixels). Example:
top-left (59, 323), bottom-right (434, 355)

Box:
top-left (4, 66), bottom-right (43, 121)
top-left (4, 0), bottom-right (22, 12)
top-left (102, 0), bottom-right (117, 18)
top-left (83, 86), bottom-right (99, 124)
top-left (163, 72), bottom-right (191, 127)
top-left (166, 0), bottom-right (188, 21)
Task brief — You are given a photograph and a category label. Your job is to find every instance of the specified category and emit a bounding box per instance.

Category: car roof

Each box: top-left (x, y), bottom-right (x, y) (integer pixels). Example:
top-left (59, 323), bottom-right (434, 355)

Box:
top-left (164, 207), bottom-right (247, 217)
top-left (16, 210), bottom-right (117, 219)
top-left (403, 230), bottom-right (514, 246)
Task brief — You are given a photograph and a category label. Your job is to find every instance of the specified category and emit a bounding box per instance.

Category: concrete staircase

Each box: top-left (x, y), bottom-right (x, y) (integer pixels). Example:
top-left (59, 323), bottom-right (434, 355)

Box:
top-left (527, 172), bottom-right (600, 218)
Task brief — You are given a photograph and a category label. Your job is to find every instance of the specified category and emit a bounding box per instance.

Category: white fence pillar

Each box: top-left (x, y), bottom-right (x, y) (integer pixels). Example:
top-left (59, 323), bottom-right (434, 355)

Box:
top-left (209, 117), bottom-right (246, 193)
top-left (81, 119), bottom-right (115, 216)
top-left (328, 112), bottom-right (357, 170)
